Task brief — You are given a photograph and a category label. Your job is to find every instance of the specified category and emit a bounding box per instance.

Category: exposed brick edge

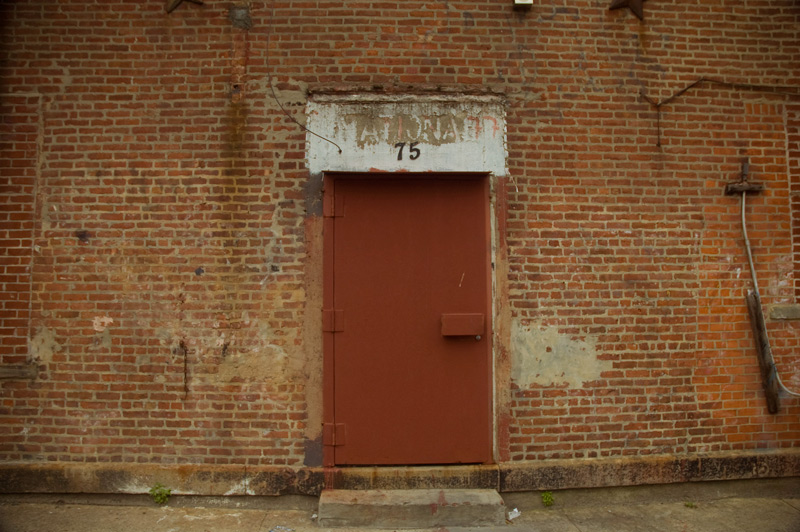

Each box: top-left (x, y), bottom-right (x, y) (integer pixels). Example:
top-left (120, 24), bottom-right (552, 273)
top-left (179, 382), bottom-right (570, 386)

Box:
top-left (1, 450), bottom-right (798, 497)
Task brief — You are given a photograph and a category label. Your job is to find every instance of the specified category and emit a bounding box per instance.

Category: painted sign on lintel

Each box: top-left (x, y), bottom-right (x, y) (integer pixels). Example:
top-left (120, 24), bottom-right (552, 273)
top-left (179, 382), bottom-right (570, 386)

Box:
top-left (306, 94), bottom-right (507, 176)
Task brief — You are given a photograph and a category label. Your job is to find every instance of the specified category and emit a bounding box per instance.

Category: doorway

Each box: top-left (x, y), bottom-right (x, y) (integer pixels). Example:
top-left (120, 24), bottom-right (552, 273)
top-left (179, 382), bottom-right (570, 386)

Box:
top-left (322, 174), bottom-right (492, 466)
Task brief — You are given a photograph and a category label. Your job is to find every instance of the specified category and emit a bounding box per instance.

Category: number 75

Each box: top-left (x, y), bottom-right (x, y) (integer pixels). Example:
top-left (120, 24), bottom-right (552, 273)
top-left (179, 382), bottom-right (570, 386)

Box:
top-left (394, 142), bottom-right (421, 161)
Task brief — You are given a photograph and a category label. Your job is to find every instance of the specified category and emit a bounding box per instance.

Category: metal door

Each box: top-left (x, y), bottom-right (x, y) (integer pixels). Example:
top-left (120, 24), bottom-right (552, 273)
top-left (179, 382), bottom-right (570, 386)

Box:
top-left (323, 175), bottom-right (492, 465)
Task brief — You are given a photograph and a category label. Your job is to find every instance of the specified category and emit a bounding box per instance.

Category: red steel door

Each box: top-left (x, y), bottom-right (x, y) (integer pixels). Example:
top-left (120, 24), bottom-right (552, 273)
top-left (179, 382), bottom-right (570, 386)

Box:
top-left (324, 175), bottom-right (492, 465)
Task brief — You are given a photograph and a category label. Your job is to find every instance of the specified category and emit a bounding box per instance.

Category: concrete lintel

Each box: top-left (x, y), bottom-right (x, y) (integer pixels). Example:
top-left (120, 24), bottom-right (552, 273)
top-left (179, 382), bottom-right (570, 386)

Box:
top-left (308, 92), bottom-right (506, 106)
top-left (305, 94), bottom-right (508, 176)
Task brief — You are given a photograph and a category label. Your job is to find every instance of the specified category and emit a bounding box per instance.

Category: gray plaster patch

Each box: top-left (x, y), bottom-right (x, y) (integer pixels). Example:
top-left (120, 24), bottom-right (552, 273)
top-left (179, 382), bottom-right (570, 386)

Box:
top-left (29, 327), bottom-right (61, 364)
top-left (229, 5), bottom-right (252, 30)
top-left (511, 320), bottom-right (611, 388)
top-left (94, 329), bottom-right (112, 351)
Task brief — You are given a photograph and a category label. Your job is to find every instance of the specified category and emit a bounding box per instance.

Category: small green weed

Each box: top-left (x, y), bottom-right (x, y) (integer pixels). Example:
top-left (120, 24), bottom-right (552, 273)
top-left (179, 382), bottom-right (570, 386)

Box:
top-left (684, 501), bottom-right (697, 509)
top-left (541, 491), bottom-right (554, 507)
top-left (149, 483), bottom-right (171, 505)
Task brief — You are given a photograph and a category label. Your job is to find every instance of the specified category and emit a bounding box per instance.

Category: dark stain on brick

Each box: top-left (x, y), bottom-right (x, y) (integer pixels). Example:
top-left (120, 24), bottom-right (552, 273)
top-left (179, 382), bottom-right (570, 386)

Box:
top-left (542, 6), bottom-right (580, 20)
top-left (223, 101), bottom-right (248, 161)
top-left (249, 467), bottom-right (295, 496)
top-left (195, 267), bottom-right (204, 276)
top-left (303, 436), bottom-right (323, 467)
top-left (295, 467), bottom-right (325, 496)
top-left (75, 230), bottom-right (90, 243)
top-left (303, 176), bottom-right (323, 217)
top-left (229, 5), bottom-right (252, 30)
top-left (0, 466), bottom-right (68, 493)
top-left (95, 468), bottom-right (128, 492)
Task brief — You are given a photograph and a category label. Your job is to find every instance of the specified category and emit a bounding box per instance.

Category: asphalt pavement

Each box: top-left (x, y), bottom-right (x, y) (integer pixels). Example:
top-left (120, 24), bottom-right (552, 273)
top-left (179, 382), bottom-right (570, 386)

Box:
top-left (0, 478), bottom-right (798, 532)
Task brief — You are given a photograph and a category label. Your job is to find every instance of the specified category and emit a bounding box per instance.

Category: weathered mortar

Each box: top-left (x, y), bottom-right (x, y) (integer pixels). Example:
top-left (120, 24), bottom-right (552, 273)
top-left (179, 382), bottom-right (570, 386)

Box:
top-left (0, 0), bottom-right (798, 473)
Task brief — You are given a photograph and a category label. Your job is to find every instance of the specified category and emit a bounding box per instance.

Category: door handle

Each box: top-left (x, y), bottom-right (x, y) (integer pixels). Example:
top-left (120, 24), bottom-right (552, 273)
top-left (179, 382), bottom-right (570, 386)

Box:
top-left (441, 313), bottom-right (484, 336)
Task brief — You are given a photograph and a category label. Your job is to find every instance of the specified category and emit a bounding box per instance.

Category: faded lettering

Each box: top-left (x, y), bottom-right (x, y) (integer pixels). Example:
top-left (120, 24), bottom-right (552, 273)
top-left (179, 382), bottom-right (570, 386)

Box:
top-left (340, 112), bottom-right (499, 149)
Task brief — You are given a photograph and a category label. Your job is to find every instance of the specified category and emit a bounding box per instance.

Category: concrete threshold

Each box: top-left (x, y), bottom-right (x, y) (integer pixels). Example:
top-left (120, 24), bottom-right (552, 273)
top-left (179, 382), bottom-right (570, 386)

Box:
top-left (317, 489), bottom-right (507, 528)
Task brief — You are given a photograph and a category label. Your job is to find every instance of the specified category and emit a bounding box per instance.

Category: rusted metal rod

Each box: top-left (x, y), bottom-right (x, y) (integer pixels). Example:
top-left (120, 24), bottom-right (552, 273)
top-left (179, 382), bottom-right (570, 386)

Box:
top-left (739, 186), bottom-right (780, 413)
top-left (729, 160), bottom-right (800, 411)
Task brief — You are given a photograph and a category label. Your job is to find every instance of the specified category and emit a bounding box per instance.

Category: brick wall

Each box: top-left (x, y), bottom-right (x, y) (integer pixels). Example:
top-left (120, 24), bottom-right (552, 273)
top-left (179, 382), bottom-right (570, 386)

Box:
top-left (0, 94), bottom-right (38, 365)
top-left (1, 0), bottom-right (798, 470)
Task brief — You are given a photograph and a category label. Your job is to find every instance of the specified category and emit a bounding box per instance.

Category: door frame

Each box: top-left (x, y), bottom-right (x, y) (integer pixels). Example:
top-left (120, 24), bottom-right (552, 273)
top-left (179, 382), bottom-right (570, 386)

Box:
top-left (321, 171), bottom-right (496, 467)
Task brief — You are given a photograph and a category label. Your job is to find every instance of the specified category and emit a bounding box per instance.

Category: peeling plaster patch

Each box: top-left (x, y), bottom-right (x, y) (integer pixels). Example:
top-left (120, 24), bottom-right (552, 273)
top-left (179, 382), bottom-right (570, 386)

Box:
top-left (155, 328), bottom-right (180, 349)
top-left (183, 512), bottom-right (244, 521)
top-left (784, 360), bottom-right (800, 390)
top-left (29, 327), bottom-right (61, 363)
top-left (219, 346), bottom-right (286, 382)
top-left (229, 4), bottom-right (252, 30)
top-left (770, 254), bottom-right (794, 301)
top-left (252, 77), bottom-right (307, 107)
top-left (215, 333), bottom-right (228, 348)
top-left (93, 316), bottom-right (114, 332)
top-left (93, 328), bottom-right (112, 350)
top-left (223, 479), bottom-right (255, 496)
top-left (120, 480), bottom-right (194, 496)
top-left (511, 320), bottom-right (611, 388)
top-left (216, 324), bottom-right (289, 383)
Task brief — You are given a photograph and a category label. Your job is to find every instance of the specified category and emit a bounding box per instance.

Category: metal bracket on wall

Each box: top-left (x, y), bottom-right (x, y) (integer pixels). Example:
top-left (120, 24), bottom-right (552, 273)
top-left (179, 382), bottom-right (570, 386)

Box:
top-left (724, 161), bottom-right (764, 195)
top-left (609, 0), bottom-right (647, 21)
top-left (727, 159), bottom-right (782, 412)
top-left (323, 194), bottom-right (345, 218)
top-left (746, 292), bottom-right (781, 413)
top-left (323, 423), bottom-right (346, 447)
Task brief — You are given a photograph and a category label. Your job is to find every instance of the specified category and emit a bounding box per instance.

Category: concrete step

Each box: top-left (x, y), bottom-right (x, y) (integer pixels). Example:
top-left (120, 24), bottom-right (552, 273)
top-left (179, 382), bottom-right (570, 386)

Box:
top-left (317, 488), bottom-right (507, 529)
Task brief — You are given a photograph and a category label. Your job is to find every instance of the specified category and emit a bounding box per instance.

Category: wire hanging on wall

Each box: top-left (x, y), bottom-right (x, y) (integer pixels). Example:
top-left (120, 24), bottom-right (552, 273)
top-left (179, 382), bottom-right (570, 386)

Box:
top-left (640, 77), bottom-right (800, 147)
top-left (264, 0), bottom-right (342, 154)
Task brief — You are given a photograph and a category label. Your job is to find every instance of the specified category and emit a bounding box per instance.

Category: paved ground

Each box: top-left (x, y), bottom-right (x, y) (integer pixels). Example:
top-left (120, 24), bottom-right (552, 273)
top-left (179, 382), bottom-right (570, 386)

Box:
top-left (0, 478), bottom-right (798, 532)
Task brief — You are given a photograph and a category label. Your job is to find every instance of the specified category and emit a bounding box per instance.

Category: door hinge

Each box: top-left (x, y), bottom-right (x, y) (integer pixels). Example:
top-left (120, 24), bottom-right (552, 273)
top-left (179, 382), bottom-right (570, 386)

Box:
top-left (323, 423), bottom-right (346, 446)
top-left (322, 309), bottom-right (344, 332)
top-left (323, 193), bottom-right (345, 218)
